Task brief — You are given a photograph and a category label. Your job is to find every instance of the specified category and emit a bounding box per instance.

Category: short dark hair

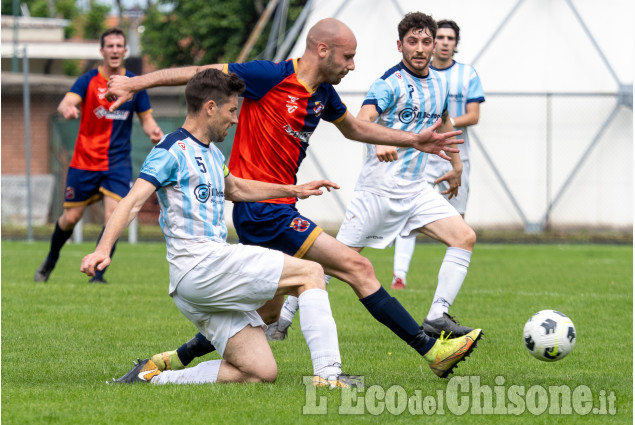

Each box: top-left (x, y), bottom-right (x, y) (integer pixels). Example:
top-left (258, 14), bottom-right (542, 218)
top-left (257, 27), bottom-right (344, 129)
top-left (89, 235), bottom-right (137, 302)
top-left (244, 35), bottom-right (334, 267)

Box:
top-left (100, 27), bottom-right (126, 48)
top-left (398, 12), bottom-right (437, 41)
top-left (437, 19), bottom-right (461, 52)
top-left (185, 69), bottom-right (246, 114)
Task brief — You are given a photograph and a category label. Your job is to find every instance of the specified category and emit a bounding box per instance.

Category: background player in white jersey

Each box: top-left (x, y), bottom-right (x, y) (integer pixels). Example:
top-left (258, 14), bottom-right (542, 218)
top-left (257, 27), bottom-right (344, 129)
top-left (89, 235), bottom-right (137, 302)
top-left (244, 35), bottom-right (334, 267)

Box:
top-left (80, 69), bottom-right (360, 388)
top-left (276, 12), bottom-right (479, 339)
top-left (390, 19), bottom-right (485, 290)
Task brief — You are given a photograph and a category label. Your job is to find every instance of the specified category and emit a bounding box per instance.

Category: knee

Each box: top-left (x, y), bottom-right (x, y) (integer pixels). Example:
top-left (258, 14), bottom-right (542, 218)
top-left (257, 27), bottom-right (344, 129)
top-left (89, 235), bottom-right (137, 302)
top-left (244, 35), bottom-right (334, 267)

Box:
top-left (301, 261), bottom-right (327, 291)
top-left (463, 226), bottom-right (476, 250)
top-left (450, 222), bottom-right (476, 251)
top-left (343, 253), bottom-right (379, 297)
top-left (249, 362), bottom-right (277, 383)
top-left (349, 253), bottom-right (376, 283)
top-left (259, 363), bottom-right (278, 383)
top-left (60, 210), bottom-right (82, 229)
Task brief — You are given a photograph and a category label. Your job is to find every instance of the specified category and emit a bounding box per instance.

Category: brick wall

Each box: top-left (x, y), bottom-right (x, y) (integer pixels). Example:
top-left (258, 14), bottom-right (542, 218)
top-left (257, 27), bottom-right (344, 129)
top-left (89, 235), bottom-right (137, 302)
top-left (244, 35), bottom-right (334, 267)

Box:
top-left (1, 90), bottom-right (57, 175)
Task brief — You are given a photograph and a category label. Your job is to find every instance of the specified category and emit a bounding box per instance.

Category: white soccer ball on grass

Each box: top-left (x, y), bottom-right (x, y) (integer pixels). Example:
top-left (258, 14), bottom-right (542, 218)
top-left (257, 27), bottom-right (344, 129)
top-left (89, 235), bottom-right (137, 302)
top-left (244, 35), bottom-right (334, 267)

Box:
top-left (523, 310), bottom-right (576, 362)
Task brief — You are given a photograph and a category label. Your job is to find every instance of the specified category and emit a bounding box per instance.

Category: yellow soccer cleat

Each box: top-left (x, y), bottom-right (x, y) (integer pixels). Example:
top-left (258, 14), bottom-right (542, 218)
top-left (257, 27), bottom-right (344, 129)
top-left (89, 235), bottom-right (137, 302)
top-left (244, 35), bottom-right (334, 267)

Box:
top-left (312, 374), bottom-right (364, 389)
top-left (424, 328), bottom-right (482, 378)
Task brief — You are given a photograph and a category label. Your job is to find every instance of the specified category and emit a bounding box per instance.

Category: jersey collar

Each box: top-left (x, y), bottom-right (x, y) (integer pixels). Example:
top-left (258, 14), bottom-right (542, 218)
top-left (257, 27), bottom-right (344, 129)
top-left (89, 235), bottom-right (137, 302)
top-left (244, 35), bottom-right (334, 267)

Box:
top-left (399, 61), bottom-right (429, 79)
top-left (430, 60), bottom-right (457, 72)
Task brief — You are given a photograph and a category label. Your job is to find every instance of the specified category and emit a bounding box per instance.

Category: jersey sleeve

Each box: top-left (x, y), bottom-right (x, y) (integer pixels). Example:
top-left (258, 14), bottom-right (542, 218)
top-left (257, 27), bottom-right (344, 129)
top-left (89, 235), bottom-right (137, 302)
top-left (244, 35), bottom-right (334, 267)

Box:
top-left (467, 67), bottom-right (485, 104)
top-left (361, 79), bottom-right (395, 115)
top-left (227, 60), bottom-right (293, 100)
top-left (321, 85), bottom-right (347, 122)
top-left (133, 89), bottom-right (152, 114)
top-left (68, 73), bottom-right (92, 100)
top-left (138, 146), bottom-right (179, 189)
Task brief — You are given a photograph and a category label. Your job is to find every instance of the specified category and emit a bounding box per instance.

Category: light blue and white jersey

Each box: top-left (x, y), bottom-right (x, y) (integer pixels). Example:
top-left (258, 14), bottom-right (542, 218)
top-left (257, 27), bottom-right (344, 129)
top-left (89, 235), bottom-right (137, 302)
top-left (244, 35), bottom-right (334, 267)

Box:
top-left (355, 62), bottom-right (449, 198)
top-left (139, 127), bottom-right (229, 293)
top-left (429, 60), bottom-right (484, 162)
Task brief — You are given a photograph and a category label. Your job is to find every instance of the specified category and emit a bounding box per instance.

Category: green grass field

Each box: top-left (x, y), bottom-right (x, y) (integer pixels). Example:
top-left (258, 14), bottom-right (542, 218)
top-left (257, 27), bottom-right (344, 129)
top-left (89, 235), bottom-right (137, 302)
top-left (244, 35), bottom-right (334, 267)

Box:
top-left (2, 241), bottom-right (632, 424)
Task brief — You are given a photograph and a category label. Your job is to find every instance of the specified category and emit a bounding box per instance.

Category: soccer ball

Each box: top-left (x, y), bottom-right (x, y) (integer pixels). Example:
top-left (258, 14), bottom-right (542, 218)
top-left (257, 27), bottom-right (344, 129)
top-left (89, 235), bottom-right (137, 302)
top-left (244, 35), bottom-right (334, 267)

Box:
top-left (523, 310), bottom-right (576, 362)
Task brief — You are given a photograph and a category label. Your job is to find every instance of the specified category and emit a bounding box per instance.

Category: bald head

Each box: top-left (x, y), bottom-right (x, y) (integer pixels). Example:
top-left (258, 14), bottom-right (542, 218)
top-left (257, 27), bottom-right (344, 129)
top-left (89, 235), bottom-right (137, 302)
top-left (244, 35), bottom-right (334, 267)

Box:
top-left (306, 18), bottom-right (356, 50)
top-left (299, 18), bottom-right (356, 87)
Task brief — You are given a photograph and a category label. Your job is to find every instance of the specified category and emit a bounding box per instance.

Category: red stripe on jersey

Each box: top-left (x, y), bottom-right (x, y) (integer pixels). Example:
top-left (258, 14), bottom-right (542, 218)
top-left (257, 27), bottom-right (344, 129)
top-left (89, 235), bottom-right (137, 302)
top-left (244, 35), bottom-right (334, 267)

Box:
top-left (69, 72), bottom-right (113, 170)
top-left (229, 73), bottom-right (311, 204)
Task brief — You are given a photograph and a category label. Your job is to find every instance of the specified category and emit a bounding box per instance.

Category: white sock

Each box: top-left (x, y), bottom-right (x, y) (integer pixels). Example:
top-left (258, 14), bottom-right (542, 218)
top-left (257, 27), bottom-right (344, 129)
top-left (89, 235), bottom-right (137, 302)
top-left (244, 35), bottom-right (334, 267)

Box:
top-left (298, 288), bottom-right (342, 379)
top-left (324, 274), bottom-right (332, 285)
top-left (394, 235), bottom-right (416, 277)
top-left (427, 247), bottom-right (471, 320)
top-left (278, 296), bottom-right (299, 330)
top-left (151, 359), bottom-right (221, 385)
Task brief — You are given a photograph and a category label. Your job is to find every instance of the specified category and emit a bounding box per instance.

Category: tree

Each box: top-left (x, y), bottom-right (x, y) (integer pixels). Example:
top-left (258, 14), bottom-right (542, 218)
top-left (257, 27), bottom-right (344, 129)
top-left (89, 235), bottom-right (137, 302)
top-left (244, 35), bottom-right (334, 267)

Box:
top-left (141, 0), bottom-right (307, 68)
top-left (82, 0), bottom-right (111, 40)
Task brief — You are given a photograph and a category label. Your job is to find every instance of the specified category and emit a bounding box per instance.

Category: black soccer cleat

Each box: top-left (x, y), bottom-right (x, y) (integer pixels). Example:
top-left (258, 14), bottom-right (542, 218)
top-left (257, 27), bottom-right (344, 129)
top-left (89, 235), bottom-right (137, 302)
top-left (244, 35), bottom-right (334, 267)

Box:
top-left (108, 358), bottom-right (160, 384)
top-left (89, 276), bottom-right (108, 284)
top-left (34, 260), bottom-right (55, 282)
top-left (422, 313), bottom-right (474, 339)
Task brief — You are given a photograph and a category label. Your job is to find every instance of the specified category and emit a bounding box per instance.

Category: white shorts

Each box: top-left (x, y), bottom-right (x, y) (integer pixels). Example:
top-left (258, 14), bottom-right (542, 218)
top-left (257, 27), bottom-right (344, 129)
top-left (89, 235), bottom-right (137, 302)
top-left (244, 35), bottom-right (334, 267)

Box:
top-left (336, 187), bottom-right (459, 249)
top-left (171, 243), bottom-right (283, 357)
top-left (423, 160), bottom-right (471, 215)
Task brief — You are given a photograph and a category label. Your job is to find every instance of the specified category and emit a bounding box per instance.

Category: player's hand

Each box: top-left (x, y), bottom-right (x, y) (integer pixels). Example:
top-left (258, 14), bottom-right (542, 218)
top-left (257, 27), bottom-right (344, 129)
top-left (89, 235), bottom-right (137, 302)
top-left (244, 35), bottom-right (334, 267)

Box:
top-left (376, 145), bottom-right (398, 162)
top-left (105, 75), bottom-right (135, 112)
top-left (414, 119), bottom-right (463, 160)
top-left (61, 105), bottom-right (80, 120)
top-left (295, 180), bottom-right (340, 199)
top-left (435, 167), bottom-right (462, 199)
top-left (150, 126), bottom-right (164, 144)
top-left (80, 251), bottom-right (111, 277)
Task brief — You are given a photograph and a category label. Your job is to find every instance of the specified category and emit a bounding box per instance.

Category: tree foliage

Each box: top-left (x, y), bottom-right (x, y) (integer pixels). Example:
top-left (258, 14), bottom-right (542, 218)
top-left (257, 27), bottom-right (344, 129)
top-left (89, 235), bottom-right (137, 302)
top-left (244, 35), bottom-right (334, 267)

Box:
top-left (81, 0), bottom-right (111, 40)
top-left (141, 0), bottom-right (307, 67)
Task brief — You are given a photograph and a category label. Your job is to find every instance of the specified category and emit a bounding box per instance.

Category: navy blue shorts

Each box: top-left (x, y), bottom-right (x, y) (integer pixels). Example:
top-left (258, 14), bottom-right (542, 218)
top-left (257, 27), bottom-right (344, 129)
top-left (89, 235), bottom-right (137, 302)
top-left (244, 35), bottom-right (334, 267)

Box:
top-left (63, 166), bottom-right (132, 208)
top-left (232, 202), bottom-right (322, 258)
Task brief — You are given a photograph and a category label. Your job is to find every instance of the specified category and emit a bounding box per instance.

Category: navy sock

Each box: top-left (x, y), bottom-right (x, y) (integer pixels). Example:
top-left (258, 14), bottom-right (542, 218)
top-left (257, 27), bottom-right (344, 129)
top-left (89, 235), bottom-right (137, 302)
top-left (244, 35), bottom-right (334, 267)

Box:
top-left (94, 226), bottom-right (117, 279)
top-left (46, 221), bottom-right (74, 265)
top-left (360, 286), bottom-right (435, 355)
top-left (176, 333), bottom-right (216, 367)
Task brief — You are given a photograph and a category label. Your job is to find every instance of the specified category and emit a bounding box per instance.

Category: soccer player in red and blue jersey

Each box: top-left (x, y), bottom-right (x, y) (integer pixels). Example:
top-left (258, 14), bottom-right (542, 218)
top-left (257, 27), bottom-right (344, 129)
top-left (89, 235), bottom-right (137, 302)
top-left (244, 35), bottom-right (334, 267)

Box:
top-left (34, 28), bottom-right (164, 284)
top-left (106, 18), bottom-right (480, 379)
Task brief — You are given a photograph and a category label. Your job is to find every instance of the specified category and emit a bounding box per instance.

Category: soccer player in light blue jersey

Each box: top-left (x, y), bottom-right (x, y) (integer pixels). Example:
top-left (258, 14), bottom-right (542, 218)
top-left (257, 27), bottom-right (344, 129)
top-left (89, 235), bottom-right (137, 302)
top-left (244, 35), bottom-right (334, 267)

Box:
top-left (392, 19), bottom-right (485, 291)
top-left (276, 12), bottom-right (481, 341)
top-left (80, 68), bottom-right (362, 388)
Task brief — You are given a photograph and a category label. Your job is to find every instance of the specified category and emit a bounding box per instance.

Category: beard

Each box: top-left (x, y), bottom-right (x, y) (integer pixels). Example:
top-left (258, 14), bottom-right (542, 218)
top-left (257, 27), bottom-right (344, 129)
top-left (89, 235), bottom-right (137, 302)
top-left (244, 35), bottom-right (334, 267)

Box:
top-left (404, 55), bottom-right (430, 74)
top-left (324, 54), bottom-right (345, 85)
top-left (208, 127), bottom-right (225, 143)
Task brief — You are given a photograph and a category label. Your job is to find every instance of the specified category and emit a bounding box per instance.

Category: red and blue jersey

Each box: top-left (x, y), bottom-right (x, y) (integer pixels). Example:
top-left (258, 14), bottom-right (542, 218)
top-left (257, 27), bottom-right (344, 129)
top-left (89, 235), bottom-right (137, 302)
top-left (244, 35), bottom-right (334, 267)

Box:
top-left (224, 59), bottom-right (347, 204)
top-left (68, 67), bottom-right (152, 171)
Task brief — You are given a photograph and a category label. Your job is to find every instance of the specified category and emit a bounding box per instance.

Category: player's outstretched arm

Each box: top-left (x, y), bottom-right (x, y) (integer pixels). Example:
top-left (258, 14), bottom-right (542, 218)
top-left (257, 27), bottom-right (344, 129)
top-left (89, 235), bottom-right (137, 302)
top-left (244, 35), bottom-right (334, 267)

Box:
top-left (224, 173), bottom-right (339, 202)
top-left (80, 179), bottom-right (156, 276)
top-left (105, 64), bottom-right (223, 112)
top-left (57, 92), bottom-right (81, 120)
top-left (334, 113), bottom-right (463, 160)
top-left (138, 112), bottom-right (164, 144)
